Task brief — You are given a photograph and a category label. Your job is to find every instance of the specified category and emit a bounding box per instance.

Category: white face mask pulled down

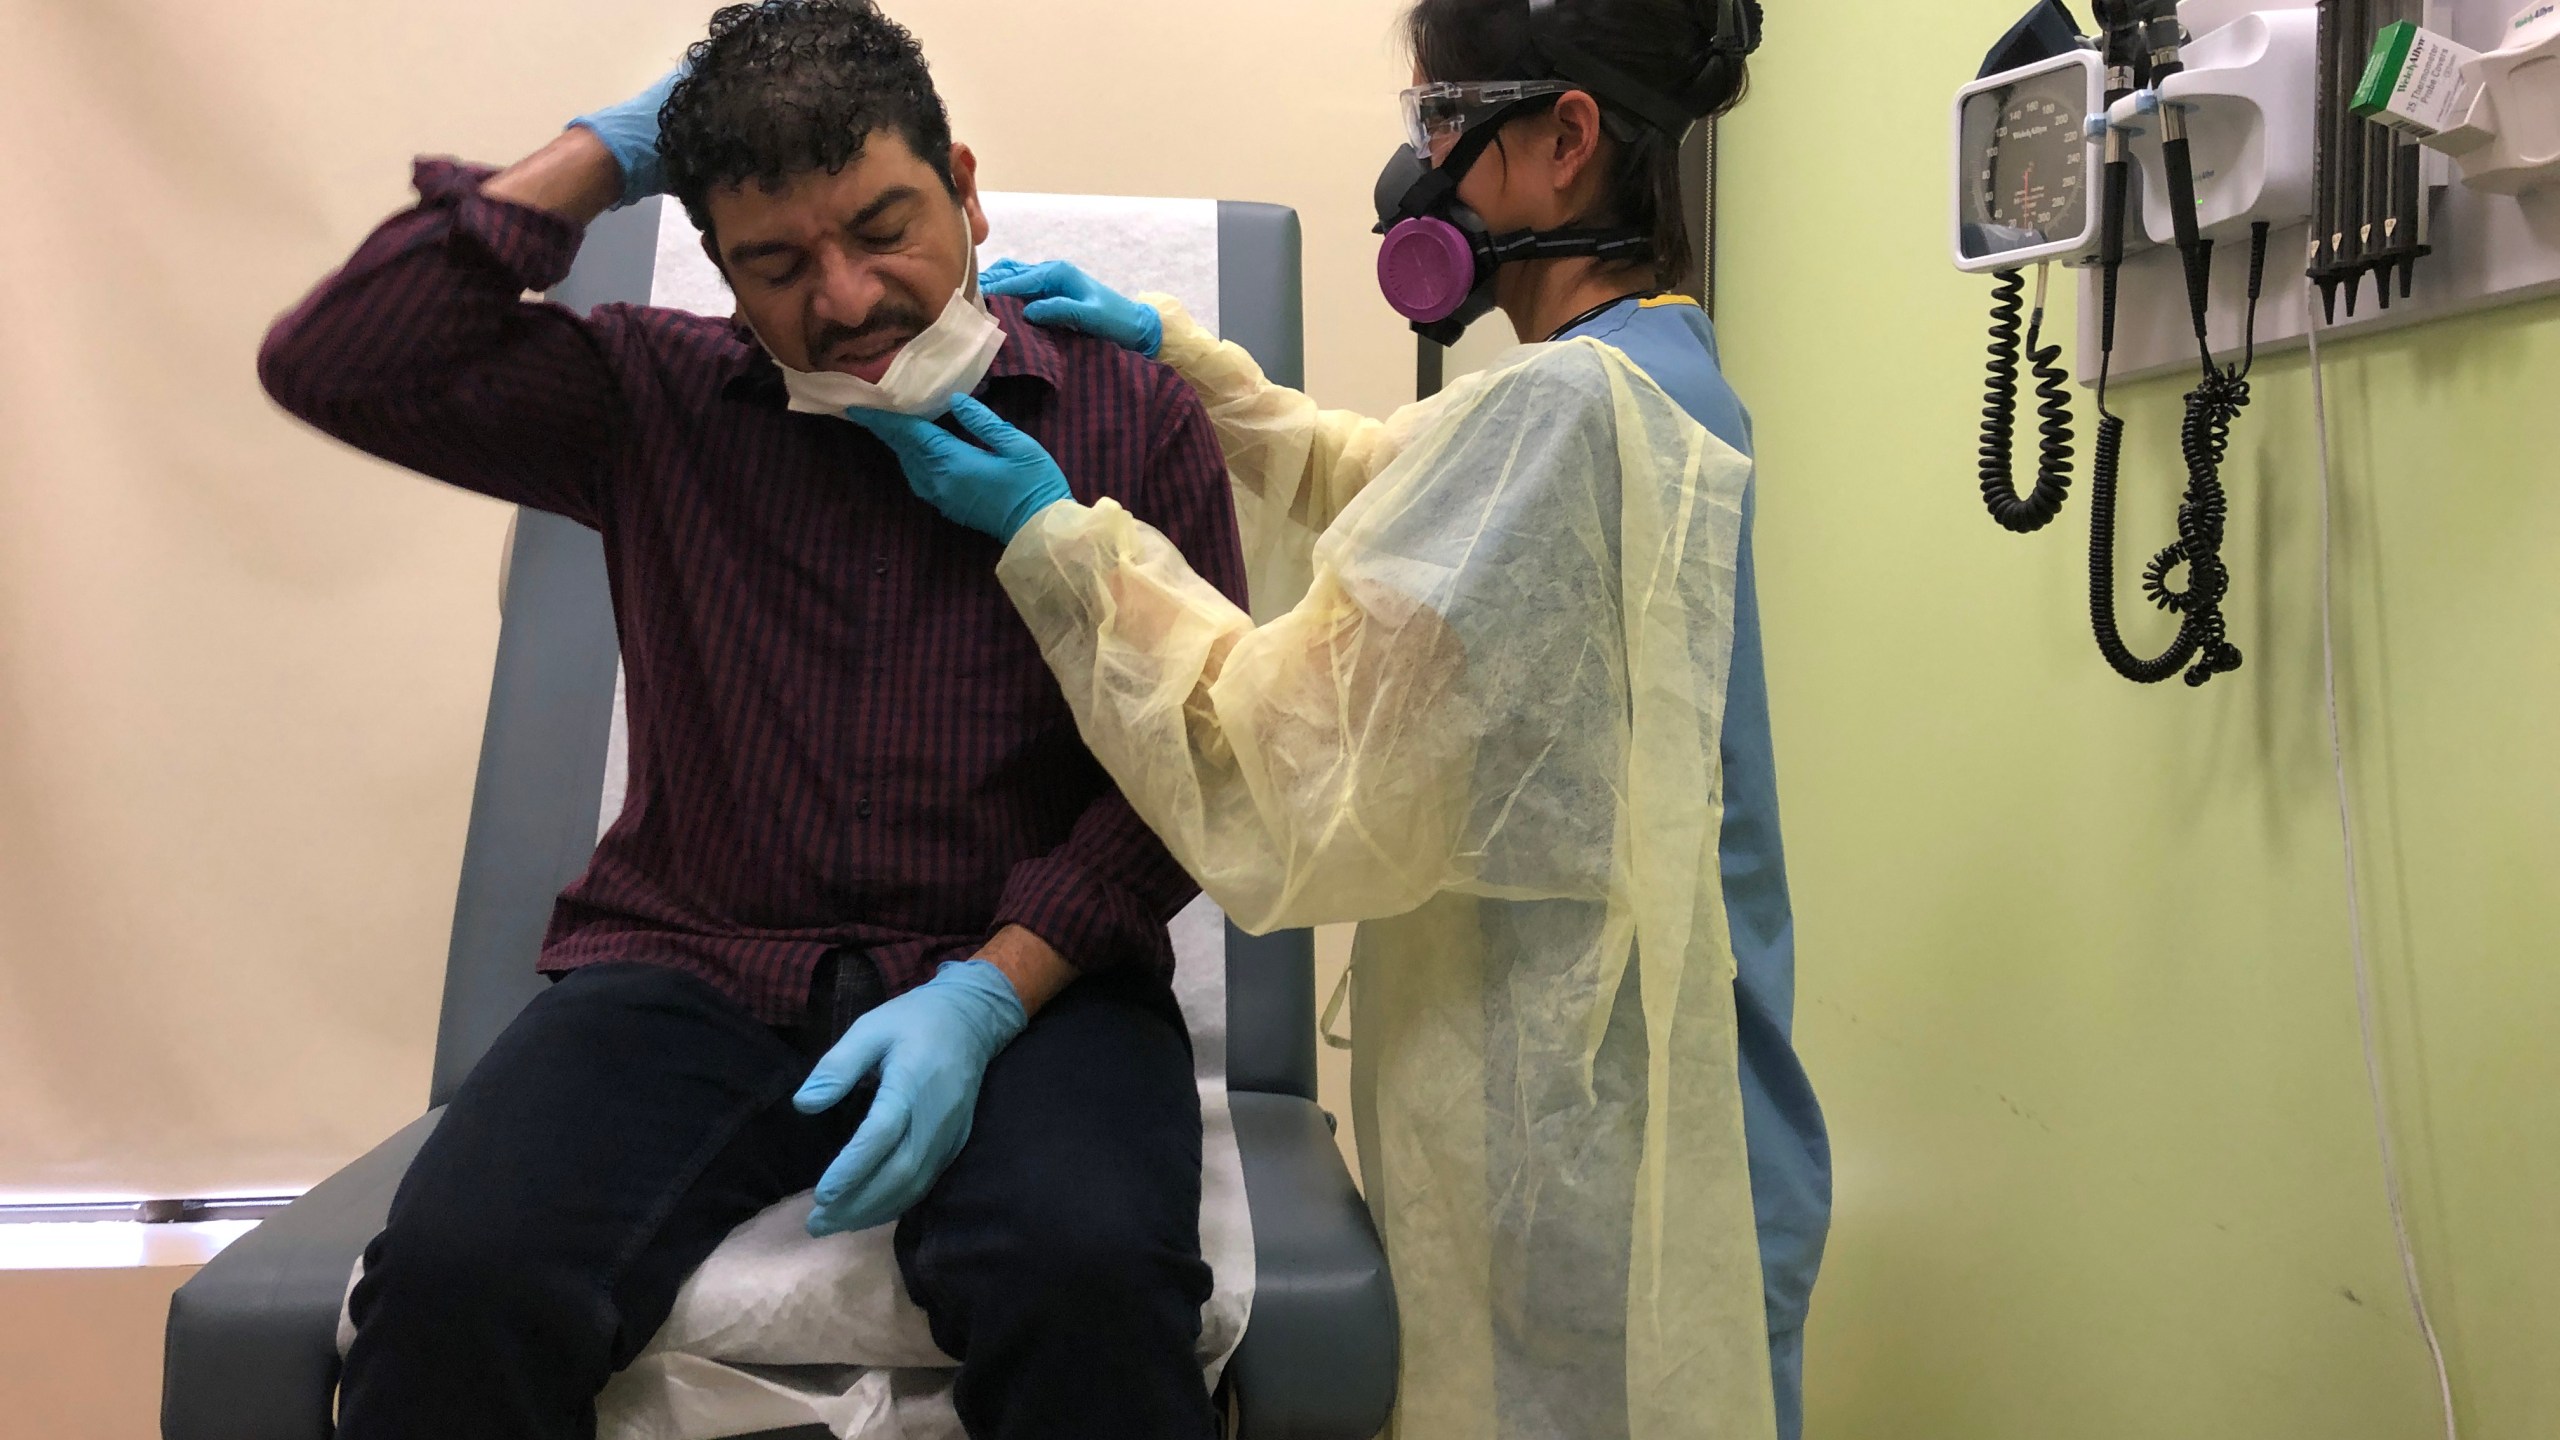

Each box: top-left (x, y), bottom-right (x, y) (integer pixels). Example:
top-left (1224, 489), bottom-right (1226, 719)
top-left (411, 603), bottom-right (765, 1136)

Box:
top-left (756, 252), bottom-right (1007, 420)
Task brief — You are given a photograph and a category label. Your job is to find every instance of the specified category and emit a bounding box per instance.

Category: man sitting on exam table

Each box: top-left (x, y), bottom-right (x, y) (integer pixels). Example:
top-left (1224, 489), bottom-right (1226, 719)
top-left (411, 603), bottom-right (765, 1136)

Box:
top-left (256, 3), bottom-right (1246, 1436)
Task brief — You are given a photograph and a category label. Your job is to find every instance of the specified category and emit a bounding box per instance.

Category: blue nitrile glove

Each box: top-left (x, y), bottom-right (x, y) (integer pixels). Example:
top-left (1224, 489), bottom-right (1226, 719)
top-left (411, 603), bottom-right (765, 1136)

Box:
top-left (569, 65), bottom-right (686, 208)
top-left (795, 959), bottom-right (1029, 1237)
top-left (846, 396), bottom-right (1076, 543)
top-left (979, 258), bottom-right (1164, 358)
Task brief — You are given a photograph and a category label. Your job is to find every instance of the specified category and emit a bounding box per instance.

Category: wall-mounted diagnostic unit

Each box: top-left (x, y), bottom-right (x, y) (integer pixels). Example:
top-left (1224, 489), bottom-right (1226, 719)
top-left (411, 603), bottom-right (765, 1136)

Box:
top-left (1954, 0), bottom-right (2273, 688)
top-left (1950, 0), bottom-right (2560, 689)
top-left (2094, 0), bottom-right (2560, 378)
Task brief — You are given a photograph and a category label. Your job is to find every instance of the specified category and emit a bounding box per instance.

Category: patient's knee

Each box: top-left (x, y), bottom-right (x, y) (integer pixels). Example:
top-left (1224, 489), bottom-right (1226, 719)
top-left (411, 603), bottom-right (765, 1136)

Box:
top-left (1041, 1224), bottom-right (1203, 1315)
top-left (921, 1206), bottom-right (1209, 1332)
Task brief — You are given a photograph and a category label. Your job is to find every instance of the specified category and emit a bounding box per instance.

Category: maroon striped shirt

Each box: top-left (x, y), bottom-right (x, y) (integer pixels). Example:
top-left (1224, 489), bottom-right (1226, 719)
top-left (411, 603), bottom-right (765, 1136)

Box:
top-left (260, 159), bottom-right (1244, 1023)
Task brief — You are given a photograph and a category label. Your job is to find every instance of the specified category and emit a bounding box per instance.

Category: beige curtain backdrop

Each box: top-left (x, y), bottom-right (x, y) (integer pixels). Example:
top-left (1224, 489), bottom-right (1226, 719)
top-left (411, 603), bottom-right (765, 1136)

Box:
top-left (0, 0), bottom-right (1409, 1200)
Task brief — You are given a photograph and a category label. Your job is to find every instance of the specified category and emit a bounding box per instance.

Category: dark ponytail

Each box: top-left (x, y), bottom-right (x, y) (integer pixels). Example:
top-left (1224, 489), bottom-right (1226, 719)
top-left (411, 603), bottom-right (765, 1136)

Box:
top-left (1405, 0), bottom-right (1752, 291)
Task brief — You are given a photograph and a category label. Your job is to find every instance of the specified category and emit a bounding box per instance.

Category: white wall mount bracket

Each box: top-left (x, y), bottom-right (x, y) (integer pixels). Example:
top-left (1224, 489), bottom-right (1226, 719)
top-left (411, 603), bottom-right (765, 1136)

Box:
top-left (2085, 0), bottom-right (2560, 384)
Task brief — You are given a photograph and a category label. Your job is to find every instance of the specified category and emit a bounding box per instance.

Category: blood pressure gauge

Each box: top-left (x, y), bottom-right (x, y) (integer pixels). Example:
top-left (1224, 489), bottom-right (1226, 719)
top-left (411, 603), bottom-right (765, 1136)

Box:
top-left (1953, 49), bottom-right (2105, 271)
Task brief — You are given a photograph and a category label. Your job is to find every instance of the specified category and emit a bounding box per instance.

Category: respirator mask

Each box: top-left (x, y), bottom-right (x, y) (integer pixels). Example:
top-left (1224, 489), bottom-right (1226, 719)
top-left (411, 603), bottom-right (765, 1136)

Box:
top-left (1372, 0), bottom-right (1764, 346)
top-left (751, 239), bottom-right (1008, 420)
top-left (1373, 89), bottom-right (1653, 345)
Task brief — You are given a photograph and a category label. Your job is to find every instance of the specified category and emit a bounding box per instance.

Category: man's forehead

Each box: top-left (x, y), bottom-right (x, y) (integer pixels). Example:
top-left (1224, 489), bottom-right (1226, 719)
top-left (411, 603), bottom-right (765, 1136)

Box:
top-left (710, 131), bottom-right (939, 234)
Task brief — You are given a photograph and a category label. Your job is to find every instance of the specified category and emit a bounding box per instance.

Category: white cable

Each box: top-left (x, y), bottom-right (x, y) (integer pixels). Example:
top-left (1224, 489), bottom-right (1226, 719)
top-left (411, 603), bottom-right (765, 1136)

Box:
top-left (2307, 305), bottom-right (2460, 1440)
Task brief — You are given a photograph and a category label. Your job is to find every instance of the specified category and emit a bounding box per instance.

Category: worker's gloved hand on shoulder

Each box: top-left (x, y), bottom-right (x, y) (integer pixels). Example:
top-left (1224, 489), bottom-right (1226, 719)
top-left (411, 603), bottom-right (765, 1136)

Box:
top-left (569, 64), bottom-right (688, 208)
top-left (794, 958), bottom-right (1029, 1237)
top-left (980, 259), bottom-right (1164, 358)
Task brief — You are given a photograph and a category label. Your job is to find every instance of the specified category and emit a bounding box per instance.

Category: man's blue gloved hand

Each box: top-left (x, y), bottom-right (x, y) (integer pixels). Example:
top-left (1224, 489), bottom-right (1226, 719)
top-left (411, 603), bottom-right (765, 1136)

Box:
top-left (569, 65), bottom-right (687, 208)
top-left (795, 959), bottom-right (1028, 1237)
top-left (979, 259), bottom-right (1164, 358)
top-left (846, 396), bottom-right (1075, 543)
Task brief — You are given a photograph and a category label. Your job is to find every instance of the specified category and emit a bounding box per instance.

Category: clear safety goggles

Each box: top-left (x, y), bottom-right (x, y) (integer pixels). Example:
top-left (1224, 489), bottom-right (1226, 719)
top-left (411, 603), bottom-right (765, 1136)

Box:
top-left (1399, 80), bottom-right (1570, 154)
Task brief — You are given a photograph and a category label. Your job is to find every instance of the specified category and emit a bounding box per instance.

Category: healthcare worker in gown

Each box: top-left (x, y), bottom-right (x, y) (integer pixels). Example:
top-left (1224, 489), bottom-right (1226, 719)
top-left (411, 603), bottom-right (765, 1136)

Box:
top-left (849, 1), bottom-right (1829, 1436)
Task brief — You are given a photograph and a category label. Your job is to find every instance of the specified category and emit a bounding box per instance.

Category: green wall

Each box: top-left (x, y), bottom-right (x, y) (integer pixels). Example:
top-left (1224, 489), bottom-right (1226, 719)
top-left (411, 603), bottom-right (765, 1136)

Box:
top-left (1716, 6), bottom-right (2559, 1437)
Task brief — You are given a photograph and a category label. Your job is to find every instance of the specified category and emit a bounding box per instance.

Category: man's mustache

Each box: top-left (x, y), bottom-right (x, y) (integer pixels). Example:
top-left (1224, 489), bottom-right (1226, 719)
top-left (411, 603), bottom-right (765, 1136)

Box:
top-left (808, 304), bottom-right (934, 364)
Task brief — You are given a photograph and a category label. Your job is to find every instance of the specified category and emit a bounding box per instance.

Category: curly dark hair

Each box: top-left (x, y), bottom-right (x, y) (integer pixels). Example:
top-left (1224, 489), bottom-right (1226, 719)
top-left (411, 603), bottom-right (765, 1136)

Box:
top-left (659, 0), bottom-right (956, 243)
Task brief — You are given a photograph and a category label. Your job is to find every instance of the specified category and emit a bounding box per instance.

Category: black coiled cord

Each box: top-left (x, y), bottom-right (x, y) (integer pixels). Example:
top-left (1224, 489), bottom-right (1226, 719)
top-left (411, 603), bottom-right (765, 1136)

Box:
top-left (2087, 371), bottom-right (2249, 686)
top-left (1978, 268), bottom-right (2074, 533)
top-left (2087, 222), bottom-right (2270, 687)
top-left (2140, 368), bottom-right (2246, 619)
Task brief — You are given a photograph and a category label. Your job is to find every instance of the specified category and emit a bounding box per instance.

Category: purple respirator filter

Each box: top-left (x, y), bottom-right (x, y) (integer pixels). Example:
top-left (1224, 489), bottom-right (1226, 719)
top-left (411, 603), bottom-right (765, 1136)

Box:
top-left (1375, 216), bottom-right (1480, 325)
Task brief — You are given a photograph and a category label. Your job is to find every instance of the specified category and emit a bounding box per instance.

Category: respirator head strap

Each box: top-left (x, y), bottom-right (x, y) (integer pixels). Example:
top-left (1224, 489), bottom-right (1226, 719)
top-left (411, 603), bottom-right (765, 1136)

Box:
top-left (1379, 161), bottom-right (1461, 231)
top-left (1484, 227), bottom-right (1654, 266)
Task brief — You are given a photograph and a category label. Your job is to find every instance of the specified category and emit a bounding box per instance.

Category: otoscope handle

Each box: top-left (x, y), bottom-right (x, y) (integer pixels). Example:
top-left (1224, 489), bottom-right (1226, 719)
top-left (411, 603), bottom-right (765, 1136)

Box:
top-left (2100, 159), bottom-right (2130, 271)
top-left (2098, 157), bottom-right (2131, 355)
top-left (2160, 136), bottom-right (2203, 256)
top-left (2159, 133), bottom-right (2214, 345)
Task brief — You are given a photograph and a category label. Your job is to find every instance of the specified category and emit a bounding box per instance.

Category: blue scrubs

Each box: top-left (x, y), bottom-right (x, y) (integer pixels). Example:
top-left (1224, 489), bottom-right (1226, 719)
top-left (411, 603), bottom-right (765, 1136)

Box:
top-left (1559, 296), bottom-right (1832, 1440)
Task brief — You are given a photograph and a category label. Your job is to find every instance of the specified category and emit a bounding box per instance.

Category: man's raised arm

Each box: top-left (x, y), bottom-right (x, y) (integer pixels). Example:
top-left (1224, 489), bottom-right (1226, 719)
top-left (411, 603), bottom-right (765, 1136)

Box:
top-left (256, 76), bottom-right (677, 525)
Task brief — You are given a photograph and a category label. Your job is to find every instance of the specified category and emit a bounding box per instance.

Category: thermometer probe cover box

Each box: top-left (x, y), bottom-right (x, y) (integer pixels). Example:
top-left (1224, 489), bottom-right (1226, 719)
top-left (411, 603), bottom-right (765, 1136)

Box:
top-left (2353, 20), bottom-right (2484, 143)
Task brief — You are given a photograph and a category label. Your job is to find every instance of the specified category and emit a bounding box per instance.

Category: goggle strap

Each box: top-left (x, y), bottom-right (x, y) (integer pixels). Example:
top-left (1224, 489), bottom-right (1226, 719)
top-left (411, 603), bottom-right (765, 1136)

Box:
top-left (1527, 29), bottom-right (1699, 141)
top-left (1522, 0), bottom-right (1762, 139)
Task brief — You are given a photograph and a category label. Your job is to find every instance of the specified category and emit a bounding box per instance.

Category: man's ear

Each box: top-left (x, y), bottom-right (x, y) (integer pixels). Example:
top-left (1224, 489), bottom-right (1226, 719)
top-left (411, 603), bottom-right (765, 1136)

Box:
top-left (949, 142), bottom-right (991, 248)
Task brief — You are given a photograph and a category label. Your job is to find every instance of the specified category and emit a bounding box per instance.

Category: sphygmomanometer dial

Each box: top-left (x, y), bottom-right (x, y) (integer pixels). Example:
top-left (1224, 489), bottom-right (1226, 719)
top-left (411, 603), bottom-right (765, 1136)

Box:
top-left (1980, 89), bottom-right (2085, 236)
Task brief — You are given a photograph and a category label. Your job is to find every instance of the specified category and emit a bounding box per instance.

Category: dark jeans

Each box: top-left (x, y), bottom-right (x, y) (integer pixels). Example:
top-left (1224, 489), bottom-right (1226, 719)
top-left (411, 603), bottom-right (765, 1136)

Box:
top-left (336, 958), bottom-right (1216, 1440)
